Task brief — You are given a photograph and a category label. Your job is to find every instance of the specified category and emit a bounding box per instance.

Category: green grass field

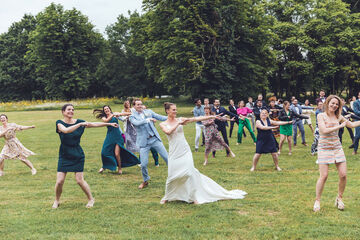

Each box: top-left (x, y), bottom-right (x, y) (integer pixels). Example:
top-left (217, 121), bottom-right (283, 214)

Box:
top-left (1, 106), bottom-right (360, 239)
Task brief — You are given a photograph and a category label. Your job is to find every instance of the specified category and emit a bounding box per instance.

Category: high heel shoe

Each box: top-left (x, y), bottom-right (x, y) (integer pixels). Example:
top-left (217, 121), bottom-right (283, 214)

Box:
top-left (313, 200), bottom-right (320, 212)
top-left (335, 197), bottom-right (345, 210)
top-left (52, 201), bottom-right (60, 209)
top-left (86, 198), bottom-right (95, 208)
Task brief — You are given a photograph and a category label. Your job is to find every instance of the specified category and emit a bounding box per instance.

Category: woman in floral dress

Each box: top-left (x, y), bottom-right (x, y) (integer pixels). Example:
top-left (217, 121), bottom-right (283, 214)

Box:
top-left (202, 106), bottom-right (235, 166)
top-left (0, 114), bottom-right (36, 176)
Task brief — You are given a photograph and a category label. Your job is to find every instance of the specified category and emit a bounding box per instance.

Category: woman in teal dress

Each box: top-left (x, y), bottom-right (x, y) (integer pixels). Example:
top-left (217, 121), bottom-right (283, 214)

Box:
top-left (53, 104), bottom-right (118, 209)
top-left (94, 105), bottom-right (140, 174)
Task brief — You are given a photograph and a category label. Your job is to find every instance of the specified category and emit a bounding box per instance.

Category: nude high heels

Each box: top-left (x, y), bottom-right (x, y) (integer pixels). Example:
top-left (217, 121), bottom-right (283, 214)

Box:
top-left (335, 197), bottom-right (345, 211)
top-left (313, 200), bottom-right (320, 212)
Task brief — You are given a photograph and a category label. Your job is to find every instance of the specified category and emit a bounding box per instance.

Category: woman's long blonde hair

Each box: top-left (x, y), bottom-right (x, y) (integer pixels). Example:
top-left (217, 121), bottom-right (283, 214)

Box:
top-left (323, 95), bottom-right (342, 119)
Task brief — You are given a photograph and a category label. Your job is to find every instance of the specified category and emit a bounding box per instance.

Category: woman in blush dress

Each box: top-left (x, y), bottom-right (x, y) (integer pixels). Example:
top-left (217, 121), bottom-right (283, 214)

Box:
top-left (120, 101), bottom-right (160, 166)
top-left (94, 105), bottom-right (140, 174)
top-left (0, 114), bottom-right (36, 176)
top-left (53, 104), bottom-right (119, 209)
top-left (202, 106), bottom-right (236, 166)
top-left (159, 102), bottom-right (247, 205)
top-left (120, 100), bottom-right (139, 154)
top-left (313, 95), bottom-right (360, 212)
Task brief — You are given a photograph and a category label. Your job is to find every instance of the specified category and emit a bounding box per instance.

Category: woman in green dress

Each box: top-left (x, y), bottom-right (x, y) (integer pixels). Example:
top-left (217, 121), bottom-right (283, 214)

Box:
top-left (93, 105), bottom-right (140, 174)
top-left (53, 104), bottom-right (118, 209)
top-left (278, 100), bottom-right (309, 155)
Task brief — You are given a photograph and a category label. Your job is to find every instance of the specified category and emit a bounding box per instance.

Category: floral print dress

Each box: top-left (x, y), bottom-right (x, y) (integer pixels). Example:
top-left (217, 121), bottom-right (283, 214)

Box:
top-left (202, 119), bottom-right (229, 155)
top-left (0, 123), bottom-right (35, 161)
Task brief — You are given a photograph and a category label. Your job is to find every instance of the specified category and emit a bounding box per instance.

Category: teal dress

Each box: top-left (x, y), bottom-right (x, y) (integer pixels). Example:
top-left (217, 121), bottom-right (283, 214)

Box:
top-left (101, 117), bottom-right (140, 170)
top-left (56, 119), bottom-right (86, 172)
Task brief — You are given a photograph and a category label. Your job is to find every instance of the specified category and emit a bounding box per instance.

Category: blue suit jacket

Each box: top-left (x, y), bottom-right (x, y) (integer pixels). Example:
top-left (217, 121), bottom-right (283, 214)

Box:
top-left (129, 109), bottom-right (168, 148)
top-left (353, 100), bottom-right (360, 122)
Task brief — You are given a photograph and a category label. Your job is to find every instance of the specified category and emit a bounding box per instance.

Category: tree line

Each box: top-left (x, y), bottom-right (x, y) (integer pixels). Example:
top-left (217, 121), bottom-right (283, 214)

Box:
top-left (0, 0), bottom-right (359, 102)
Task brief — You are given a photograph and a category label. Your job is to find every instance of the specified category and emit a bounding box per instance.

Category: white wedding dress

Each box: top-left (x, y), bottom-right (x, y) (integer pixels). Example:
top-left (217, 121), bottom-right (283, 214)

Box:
top-left (161, 123), bottom-right (247, 204)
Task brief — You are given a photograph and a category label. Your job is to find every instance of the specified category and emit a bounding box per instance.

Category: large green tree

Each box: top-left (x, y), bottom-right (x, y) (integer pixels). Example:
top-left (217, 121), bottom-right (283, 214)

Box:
top-left (27, 3), bottom-right (104, 99)
top-left (0, 14), bottom-right (41, 101)
top-left (141, 0), bottom-right (274, 101)
top-left (304, 0), bottom-right (360, 96)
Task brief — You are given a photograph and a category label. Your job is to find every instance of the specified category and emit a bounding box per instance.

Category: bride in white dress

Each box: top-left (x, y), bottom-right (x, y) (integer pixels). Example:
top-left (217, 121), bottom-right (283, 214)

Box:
top-left (159, 102), bottom-right (247, 204)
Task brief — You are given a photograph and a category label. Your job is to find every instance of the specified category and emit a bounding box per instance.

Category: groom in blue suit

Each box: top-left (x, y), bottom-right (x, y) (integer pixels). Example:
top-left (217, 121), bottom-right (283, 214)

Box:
top-left (130, 99), bottom-right (168, 189)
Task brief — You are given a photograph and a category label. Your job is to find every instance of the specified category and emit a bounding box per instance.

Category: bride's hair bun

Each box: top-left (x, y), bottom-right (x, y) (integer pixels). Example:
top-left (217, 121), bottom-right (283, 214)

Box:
top-left (164, 102), bottom-right (175, 114)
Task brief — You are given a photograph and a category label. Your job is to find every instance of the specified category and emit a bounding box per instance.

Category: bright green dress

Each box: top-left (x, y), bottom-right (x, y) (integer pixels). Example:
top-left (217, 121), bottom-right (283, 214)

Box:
top-left (101, 117), bottom-right (140, 171)
top-left (279, 111), bottom-right (292, 136)
top-left (56, 119), bottom-right (86, 172)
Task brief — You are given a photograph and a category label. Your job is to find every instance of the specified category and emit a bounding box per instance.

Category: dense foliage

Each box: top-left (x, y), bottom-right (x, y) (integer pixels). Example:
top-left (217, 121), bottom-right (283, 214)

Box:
top-left (0, 1), bottom-right (359, 101)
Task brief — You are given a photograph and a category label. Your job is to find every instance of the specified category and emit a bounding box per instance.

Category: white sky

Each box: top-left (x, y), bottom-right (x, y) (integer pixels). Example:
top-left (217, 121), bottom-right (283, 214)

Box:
top-left (0, 0), bottom-right (143, 35)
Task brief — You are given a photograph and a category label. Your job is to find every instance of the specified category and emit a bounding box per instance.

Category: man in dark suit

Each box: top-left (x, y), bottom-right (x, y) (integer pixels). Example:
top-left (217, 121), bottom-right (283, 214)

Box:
top-left (253, 100), bottom-right (269, 121)
top-left (228, 99), bottom-right (246, 138)
top-left (228, 99), bottom-right (238, 138)
top-left (315, 90), bottom-right (326, 104)
top-left (212, 99), bottom-right (238, 156)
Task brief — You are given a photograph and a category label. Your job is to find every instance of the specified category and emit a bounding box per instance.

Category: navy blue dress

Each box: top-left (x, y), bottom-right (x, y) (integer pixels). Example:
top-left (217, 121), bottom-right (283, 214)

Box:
top-left (101, 117), bottom-right (140, 171)
top-left (256, 118), bottom-right (278, 154)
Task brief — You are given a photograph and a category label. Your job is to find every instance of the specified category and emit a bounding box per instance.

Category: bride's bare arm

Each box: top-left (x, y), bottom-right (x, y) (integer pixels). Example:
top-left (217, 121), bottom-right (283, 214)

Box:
top-left (160, 121), bottom-right (181, 135)
top-left (182, 115), bottom-right (216, 123)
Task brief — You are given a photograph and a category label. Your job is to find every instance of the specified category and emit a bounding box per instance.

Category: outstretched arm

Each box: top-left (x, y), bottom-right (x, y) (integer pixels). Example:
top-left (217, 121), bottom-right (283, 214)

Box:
top-left (343, 115), bottom-right (360, 128)
top-left (182, 115), bottom-right (215, 123)
top-left (17, 125), bottom-right (35, 131)
top-left (318, 114), bottom-right (346, 134)
top-left (86, 122), bottom-right (118, 128)
top-left (57, 122), bottom-right (86, 134)
top-left (270, 119), bottom-right (293, 126)
top-left (255, 120), bottom-right (278, 130)
top-left (101, 114), bottom-right (114, 123)
top-left (160, 122), bottom-right (181, 135)
top-left (150, 110), bottom-right (168, 121)
top-left (129, 115), bottom-right (149, 126)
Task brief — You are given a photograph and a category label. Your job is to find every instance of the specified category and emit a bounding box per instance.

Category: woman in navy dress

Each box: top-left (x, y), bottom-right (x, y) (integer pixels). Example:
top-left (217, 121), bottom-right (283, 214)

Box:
top-left (53, 104), bottom-right (118, 209)
top-left (251, 109), bottom-right (293, 172)
top-left (94, 105), bottom-right (140, 174)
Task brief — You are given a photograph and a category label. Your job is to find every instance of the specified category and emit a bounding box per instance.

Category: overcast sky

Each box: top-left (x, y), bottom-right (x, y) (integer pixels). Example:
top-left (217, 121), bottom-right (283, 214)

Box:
top-left (0, 0), bottom-right (143, 35)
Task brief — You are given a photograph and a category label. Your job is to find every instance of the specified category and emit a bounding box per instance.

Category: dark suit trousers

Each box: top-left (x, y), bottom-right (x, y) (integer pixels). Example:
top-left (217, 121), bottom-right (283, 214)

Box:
top-left (213, 127), bottom-right (230, 156)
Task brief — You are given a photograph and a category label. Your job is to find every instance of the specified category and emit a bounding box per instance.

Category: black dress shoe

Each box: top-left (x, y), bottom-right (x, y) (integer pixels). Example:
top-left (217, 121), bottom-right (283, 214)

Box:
top-left (349, 144), bottom-right (354, 149)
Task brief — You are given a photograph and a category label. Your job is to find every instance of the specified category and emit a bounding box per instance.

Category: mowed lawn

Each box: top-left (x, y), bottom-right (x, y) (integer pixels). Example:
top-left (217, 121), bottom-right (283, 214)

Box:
top-left (1, 106), bottom-right (360, 240)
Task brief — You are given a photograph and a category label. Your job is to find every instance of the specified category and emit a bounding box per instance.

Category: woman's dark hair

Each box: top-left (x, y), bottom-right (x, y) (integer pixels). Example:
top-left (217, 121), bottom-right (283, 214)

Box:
top-left (0, 114), bottom-right (8, 120)
top-left (164, 102), bottom-right (175, 114)
top-left (93, 105), bottom-right (112, 119)
top-left (204, 106), bottom-right (215, 115)
top-left (61, 104), bottom-right (74, 112)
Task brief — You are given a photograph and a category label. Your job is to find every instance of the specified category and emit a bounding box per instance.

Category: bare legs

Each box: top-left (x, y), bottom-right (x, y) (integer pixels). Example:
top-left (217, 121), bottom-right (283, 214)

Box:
top-left (314, 162), bottom-right (346, 211)
top-left (250, 152), bottom-right (281, 171)
top-left (0, 160), bottom-right (4, 176)
top-left (0, 158), bottom-right (36, 176)
top-left (99, 145), bottom-right (122, 174)
top-left (278, 135), bottom-right (292, 155)
top-left (114, 144), bottom-right (122, 174)
top-left (53, 172), bottom-right (66, 208)
top-left (203, 145), bottom-right (235, 166)
top-left (308, 124), bottom-right (314, 135)
top-left (53, 172), bottom-right (94, 209)
top-left (20, 158), bottom-right (36, 175)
